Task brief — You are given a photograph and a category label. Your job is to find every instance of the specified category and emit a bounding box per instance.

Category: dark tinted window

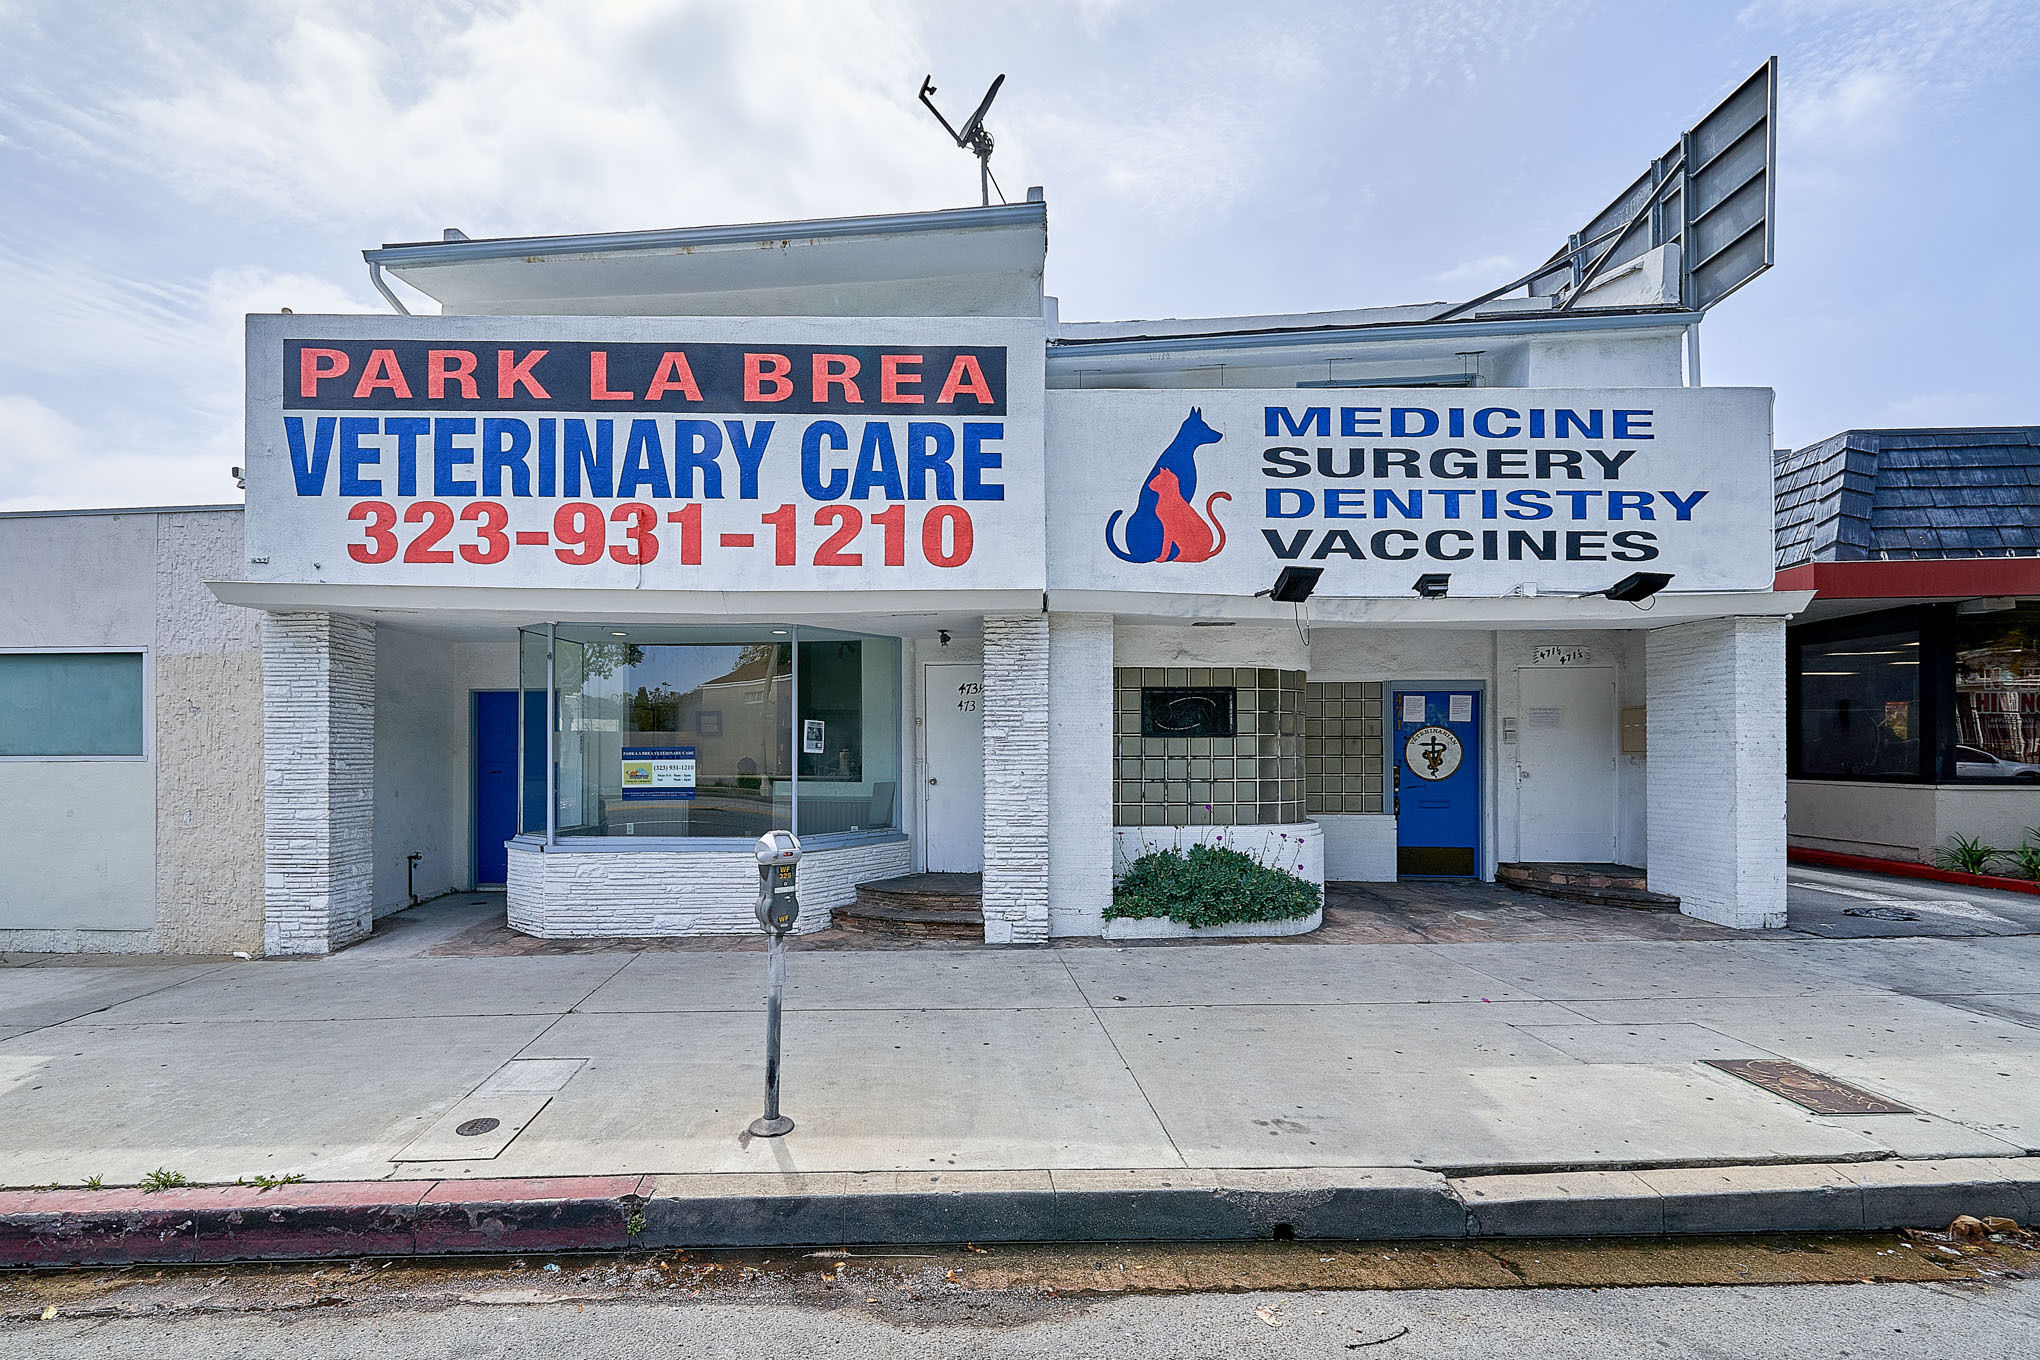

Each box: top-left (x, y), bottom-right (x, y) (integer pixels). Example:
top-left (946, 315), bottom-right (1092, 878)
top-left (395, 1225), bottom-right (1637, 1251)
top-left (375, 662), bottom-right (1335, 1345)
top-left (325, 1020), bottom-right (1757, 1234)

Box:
top-left (1796, 629), bottom-right (1920, 778)
top-left (1140, 687), bottom-right (1236, 739)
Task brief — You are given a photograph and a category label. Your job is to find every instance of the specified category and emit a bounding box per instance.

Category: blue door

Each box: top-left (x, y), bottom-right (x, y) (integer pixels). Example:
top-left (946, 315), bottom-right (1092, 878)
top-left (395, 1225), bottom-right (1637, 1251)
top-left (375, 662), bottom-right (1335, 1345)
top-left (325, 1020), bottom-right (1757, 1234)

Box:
top-left (474, 691), bottom-right (519, 886)
top-left (1394, 689), bottom-right (1481, 877)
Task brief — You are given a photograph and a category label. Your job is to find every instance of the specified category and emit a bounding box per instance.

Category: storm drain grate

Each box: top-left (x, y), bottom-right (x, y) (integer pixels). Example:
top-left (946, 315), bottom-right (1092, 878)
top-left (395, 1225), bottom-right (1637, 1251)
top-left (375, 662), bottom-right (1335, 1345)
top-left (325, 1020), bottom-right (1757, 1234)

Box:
top-left (1701, 1059), bottom-right (1913, 1115)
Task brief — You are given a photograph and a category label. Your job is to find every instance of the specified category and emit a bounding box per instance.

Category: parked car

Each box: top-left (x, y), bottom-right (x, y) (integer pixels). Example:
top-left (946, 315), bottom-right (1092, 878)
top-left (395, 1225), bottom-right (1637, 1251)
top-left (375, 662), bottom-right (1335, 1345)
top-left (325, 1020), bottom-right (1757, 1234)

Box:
top-left (1956, 745), bottom-right (2040, 778)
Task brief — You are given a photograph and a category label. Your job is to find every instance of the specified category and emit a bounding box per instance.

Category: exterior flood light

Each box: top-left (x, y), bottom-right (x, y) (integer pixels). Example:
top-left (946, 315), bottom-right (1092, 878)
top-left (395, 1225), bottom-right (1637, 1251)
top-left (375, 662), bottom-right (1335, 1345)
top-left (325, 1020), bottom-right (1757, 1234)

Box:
top-left (1602, 572), bottom-right (1674, 602)
top-left (1412, 573), bottom-right (1451, 598)
top-left (1260, 567), bottom-right (1322, 603)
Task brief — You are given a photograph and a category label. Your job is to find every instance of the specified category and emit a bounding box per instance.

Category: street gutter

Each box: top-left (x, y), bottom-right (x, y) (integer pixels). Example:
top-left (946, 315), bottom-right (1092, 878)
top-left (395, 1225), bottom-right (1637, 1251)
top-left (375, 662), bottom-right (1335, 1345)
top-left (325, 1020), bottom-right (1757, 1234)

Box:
top-left (3, 1159), bottom-right (2035, 1267)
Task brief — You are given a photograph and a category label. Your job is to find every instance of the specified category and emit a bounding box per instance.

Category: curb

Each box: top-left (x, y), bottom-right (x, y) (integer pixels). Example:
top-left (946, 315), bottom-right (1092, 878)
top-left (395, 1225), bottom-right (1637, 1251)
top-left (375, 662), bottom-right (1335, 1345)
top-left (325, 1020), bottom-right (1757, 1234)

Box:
top-left (2, 1160), bottom-right (2034, 1266)
top-left (1788, 846), bottom-right (2040, 896)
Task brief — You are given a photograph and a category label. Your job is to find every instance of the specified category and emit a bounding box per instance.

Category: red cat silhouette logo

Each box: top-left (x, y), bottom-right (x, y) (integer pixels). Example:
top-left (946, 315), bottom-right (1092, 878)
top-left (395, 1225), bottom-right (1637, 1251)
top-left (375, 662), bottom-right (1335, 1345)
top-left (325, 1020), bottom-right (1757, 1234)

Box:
top-left (1105, 408), bottom-right (1230, 563)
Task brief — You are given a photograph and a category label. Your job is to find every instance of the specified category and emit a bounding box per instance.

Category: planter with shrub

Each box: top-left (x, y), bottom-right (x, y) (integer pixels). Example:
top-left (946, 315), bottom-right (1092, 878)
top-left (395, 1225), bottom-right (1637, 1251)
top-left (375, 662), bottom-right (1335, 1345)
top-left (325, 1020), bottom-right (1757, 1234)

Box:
top-left (1104, 842), bottom-right (1322, 940)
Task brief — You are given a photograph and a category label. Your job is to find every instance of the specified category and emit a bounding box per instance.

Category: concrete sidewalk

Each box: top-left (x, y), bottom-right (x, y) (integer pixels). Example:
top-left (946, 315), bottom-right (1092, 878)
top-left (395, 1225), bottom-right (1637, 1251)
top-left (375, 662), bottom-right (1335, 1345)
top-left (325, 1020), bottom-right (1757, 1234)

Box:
top-left (1, 876), bottom-right (2036, 1258)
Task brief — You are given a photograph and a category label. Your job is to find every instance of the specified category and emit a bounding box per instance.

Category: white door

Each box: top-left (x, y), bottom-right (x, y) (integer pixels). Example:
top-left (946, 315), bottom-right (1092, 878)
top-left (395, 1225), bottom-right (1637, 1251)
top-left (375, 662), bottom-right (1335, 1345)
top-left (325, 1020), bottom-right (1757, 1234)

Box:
top-left (1515, 666), bottom-right (1618, 862)
top-left (921, 663), bottom-right (984, 872)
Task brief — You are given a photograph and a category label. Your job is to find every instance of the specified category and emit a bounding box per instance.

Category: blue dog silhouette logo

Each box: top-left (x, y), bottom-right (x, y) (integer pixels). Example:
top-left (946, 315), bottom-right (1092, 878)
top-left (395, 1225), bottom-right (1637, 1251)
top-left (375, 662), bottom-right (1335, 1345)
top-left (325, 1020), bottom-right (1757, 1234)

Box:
top-left (1105, 408), bottom-right (1231, 563)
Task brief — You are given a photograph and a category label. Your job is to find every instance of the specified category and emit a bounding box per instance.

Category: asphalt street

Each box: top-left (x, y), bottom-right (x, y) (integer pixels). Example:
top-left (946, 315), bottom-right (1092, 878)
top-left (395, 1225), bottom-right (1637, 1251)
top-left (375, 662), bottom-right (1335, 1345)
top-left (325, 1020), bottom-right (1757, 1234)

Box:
top-left (5, 1280), bottom-right (2037, 1359)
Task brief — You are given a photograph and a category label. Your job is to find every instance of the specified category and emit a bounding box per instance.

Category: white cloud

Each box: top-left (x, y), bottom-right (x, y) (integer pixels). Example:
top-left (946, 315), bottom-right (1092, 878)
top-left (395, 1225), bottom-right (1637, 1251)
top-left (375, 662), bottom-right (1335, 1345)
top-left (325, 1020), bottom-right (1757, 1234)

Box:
top-left (1742, 0), bottom-right (2040, 155)
top-left (13, 0), bottom-right (962, 237)
top-left (0, 392), bottom-right (232, 513)
top-left (0, 255), bottom-right (378, 511)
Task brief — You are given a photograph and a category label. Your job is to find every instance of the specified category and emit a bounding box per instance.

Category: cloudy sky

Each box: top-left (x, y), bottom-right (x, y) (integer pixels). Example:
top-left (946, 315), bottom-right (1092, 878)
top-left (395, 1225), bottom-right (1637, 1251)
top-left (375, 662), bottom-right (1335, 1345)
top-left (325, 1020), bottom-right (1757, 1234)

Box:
top-left (1, 0), bottom-right (2035, 513)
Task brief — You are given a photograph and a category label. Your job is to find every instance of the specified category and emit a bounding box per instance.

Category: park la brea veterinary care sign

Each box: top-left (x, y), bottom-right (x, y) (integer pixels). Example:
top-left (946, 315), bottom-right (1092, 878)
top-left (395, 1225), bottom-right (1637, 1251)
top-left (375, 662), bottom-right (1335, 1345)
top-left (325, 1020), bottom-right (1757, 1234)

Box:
top-left (243, 315), bottom-right (1045, 591)
top-left (1046, 387), bottom-right (1775, 596)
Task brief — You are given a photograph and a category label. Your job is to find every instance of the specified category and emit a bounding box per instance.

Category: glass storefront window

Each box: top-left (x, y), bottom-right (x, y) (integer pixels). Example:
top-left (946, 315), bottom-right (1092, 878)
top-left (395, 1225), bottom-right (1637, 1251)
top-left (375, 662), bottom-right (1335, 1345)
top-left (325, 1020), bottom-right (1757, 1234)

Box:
top-left (795, 634), bottom-right (903, 836)
top-left (519, 628), bottom-right (548, 834)
top-left (518, 625), bottom-right (901, 842)
top-left (1955, 606), bottom-right (2040, 779)
top-left (1796, 628), bottom-right (1921, 778)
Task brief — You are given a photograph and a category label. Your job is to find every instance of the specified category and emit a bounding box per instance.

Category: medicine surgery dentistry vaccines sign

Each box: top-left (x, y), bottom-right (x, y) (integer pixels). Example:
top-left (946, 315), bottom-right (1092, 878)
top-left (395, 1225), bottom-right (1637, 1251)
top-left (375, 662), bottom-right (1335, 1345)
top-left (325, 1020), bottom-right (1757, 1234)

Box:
top-left (1046, 387), bottom-right (1775, 596)
top-left (243, 315), bottom-right (1046, 591)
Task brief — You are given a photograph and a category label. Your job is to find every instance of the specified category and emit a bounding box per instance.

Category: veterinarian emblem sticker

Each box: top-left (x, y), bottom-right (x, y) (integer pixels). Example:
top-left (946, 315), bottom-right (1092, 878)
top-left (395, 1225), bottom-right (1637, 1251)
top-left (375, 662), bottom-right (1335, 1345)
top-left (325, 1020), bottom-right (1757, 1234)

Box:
top-left (1405, 726), bottom-right (1462, 781)
top-left (1104, 408), bottom-right (1231, 564)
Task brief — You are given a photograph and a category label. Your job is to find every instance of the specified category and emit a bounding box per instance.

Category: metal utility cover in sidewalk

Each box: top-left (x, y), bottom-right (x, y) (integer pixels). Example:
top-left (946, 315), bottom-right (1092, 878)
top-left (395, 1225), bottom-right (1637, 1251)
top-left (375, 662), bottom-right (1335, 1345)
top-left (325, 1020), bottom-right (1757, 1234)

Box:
top-left (1702, 1059), bottom-right (1913, 1115)
top-left (391, 1058), bottom-right (590, 1161)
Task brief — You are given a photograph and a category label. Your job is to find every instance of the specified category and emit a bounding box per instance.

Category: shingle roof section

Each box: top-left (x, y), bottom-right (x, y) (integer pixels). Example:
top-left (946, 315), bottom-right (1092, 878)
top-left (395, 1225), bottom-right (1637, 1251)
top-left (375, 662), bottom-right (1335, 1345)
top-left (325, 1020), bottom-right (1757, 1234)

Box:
top-left (1774, 427), bottom-right (2040, 567)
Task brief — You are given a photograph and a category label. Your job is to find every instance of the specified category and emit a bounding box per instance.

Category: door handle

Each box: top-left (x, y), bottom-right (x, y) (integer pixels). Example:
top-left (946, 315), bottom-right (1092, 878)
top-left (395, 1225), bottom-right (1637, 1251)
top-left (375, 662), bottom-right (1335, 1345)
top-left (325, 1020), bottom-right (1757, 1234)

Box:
top-left (927, 777), bottom-right (938, 785)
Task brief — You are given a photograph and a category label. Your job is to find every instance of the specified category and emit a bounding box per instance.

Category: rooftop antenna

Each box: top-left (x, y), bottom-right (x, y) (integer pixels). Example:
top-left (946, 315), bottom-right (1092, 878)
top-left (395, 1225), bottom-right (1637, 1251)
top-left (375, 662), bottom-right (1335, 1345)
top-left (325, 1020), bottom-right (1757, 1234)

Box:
top-left (918, 72), bottom-right (1006, 206)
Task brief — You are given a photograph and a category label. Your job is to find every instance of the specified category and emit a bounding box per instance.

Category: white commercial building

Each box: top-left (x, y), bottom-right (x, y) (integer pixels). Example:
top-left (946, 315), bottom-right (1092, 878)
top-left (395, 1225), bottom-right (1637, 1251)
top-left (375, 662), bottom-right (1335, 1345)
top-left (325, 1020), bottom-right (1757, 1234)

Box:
top-left (0, 194), bottom-right (1806, 954)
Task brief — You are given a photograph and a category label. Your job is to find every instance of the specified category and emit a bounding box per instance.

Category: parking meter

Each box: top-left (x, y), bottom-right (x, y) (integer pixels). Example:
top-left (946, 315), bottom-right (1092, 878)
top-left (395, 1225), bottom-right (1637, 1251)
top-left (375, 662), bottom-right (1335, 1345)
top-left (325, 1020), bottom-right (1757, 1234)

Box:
top-left (755, 830), bottom-right (802, 935)
top-left (749, 830), bottom-right (802, 1138)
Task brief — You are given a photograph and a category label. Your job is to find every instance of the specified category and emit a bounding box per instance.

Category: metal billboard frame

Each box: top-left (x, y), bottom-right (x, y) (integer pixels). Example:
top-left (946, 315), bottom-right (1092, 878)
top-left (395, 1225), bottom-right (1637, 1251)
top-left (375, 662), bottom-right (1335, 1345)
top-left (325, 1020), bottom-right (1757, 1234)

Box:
top-left (1438, 58), bottom-right (1776, 321)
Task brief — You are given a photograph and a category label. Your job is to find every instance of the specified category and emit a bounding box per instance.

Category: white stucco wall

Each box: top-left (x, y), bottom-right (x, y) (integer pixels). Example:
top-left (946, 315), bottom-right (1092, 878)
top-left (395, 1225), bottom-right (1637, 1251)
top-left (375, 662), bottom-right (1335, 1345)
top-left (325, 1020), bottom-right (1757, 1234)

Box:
top-left (1047, 613), bottom-right (1115, 937)
top-left (153, 511), bottom-right (265, 953)
top-left (1524, 332), bottom-right (1685, 387)
top-left (372, 628), bottom-right (519, 914)
top-left (1316, 814), bottom-right (1397, 881)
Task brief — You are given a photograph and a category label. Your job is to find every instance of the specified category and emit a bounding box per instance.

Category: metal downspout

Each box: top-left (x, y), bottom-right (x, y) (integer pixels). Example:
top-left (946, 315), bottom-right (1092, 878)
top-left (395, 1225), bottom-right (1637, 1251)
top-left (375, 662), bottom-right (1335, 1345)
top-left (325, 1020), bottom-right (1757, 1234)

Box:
top-left (367, 260), bottom-right (412, 316)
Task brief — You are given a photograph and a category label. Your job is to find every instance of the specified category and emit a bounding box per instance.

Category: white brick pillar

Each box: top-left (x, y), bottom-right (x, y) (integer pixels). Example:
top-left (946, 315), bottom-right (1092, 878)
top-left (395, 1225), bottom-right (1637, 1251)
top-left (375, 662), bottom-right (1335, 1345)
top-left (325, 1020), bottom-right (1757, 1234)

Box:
top-left (261, 612), bottom-right (376, 955)
top-left (980, 612), bottom-right (1051, 943)
top-left (1047, 613), bottom-right (1115, 936)
top-left (1645, 616), bottom-right (1787, 929)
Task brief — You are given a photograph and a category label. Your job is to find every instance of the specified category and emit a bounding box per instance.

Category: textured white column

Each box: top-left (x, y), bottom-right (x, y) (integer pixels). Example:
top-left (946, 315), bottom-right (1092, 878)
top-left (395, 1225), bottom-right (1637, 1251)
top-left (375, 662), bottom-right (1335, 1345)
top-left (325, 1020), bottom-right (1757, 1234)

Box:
top-left (1645, 616), bottom-right (1787, 929)
top-left (980, 612), bottom-right (1051, 943)
top-left (1047, 613), bottom-right (1115, 937)
top-left (261, 612), bottom-right (376, 955)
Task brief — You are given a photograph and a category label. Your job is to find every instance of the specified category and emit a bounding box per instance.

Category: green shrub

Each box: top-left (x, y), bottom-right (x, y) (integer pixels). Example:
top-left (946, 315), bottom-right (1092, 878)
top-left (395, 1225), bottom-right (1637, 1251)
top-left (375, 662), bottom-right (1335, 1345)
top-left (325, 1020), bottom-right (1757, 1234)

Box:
top-left (2002, 830), bottom-right (2040, 881)
top-left (1931, 834), bottom-right (2003, 876)
top-left (1107, 843), bottom-right (1320, 929)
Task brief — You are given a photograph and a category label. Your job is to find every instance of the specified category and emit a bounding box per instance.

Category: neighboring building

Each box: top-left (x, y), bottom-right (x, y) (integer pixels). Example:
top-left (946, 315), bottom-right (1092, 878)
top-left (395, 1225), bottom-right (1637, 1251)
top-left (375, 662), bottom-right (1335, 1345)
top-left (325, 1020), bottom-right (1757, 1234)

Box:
top-left (0, 507), bottom-right (262, 953)
top-left (0, 196), bottom-right (1801, 954)
top-left (1775, 427), bottom-right (2040, 863)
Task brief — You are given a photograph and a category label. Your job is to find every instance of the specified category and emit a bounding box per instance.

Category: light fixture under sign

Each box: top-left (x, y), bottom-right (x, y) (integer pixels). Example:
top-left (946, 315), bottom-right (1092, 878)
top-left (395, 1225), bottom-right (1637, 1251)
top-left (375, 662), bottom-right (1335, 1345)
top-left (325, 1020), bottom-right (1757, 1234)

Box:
top-left (1255, 567), bottom-right (1321, 603)
top-left (1602, 572), bottom-right (1673, 602)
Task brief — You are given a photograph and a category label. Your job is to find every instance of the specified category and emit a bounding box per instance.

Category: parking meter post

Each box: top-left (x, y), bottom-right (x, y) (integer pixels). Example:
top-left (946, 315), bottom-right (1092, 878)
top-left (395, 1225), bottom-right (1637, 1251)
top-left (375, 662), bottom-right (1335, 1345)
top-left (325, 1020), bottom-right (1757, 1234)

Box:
top-left (749, 830), bottom-right (801, 1139)
top-left (758, 932), bottom-right (788, 1128)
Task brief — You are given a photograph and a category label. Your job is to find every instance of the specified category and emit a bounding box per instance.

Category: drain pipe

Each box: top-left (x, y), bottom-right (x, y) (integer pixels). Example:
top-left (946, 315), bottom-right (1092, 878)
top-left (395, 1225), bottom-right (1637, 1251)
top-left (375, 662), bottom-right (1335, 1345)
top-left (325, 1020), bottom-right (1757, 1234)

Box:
top-left (407, 852), bottom-right (422, 907)
top-left (367, 260), bottom-right (412, 316)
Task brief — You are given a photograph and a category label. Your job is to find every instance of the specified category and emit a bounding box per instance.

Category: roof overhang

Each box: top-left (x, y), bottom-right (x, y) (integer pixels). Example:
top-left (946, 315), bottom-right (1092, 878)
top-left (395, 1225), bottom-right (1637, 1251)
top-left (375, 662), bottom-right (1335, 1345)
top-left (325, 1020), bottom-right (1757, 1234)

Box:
top-left (365, 202), bottom-right (1048, 318)
top-left (1774, 559), bottom-right (2040, 602)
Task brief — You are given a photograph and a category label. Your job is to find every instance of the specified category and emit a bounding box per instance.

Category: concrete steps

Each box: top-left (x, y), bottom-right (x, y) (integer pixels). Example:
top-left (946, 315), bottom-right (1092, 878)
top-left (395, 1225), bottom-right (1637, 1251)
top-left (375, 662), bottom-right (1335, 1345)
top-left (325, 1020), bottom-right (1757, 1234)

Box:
top-left (1496, 861), bottom-right (1681, 911)
top-left (834, 872), bottom-right (984, 941)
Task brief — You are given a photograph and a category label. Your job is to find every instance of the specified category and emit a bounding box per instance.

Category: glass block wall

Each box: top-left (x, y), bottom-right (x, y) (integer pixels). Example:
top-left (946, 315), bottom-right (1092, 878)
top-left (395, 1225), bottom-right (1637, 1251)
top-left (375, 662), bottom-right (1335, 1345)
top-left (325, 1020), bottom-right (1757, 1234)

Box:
top-left (1113, 667), bottom-right (1305, 826)
top-left (1305, 681), bottom-right (1387, 814)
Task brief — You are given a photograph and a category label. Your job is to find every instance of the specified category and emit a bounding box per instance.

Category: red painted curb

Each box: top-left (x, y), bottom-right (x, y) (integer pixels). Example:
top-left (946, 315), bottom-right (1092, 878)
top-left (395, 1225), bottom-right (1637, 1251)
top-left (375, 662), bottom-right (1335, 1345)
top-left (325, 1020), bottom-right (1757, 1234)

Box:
top-left (1789, 846), bottom-right (2040, 896)
top-left (0, 1176), bottom-right (651, 1268)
